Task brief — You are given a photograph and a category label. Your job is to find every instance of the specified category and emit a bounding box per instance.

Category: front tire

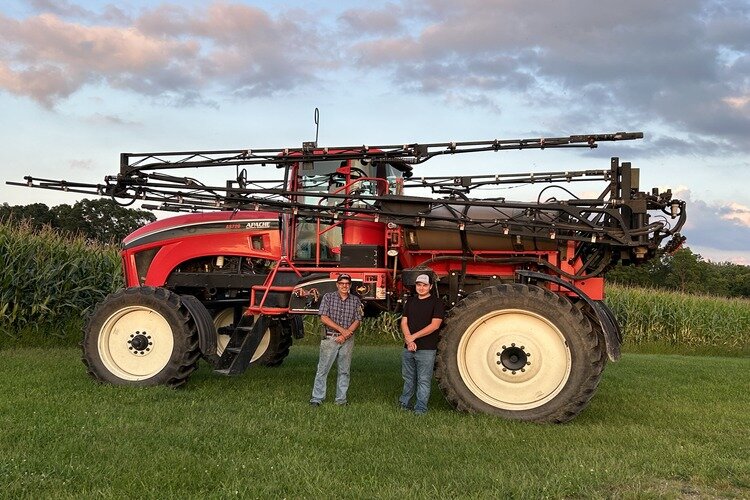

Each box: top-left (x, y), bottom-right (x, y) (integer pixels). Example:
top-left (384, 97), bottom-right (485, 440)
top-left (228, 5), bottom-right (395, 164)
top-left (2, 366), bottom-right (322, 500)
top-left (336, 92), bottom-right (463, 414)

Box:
top-left (435, 284), bottom-right (606, 423)
top-left (82, 287), bottom-right (201, 387)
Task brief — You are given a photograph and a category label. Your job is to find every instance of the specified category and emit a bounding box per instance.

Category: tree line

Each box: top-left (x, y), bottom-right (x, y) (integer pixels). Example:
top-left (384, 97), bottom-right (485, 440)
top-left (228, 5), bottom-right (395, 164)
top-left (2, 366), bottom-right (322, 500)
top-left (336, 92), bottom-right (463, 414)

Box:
top-left (0, 199), bottom-right (156, 244)
top-left (606, 247), bottom-right (750, 298)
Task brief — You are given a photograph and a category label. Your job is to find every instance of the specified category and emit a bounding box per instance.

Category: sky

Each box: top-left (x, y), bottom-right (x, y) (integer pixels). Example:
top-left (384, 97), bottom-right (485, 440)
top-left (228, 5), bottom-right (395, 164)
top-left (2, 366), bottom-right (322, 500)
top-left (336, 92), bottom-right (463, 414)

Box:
top-left (1, 0), bottom-right (749, 263)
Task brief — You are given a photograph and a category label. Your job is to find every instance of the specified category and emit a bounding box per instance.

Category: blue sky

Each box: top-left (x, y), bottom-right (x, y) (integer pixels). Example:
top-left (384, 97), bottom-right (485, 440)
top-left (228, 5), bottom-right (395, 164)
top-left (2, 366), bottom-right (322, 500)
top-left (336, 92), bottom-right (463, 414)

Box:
top-left (1, 0), bottom-right (749, 262)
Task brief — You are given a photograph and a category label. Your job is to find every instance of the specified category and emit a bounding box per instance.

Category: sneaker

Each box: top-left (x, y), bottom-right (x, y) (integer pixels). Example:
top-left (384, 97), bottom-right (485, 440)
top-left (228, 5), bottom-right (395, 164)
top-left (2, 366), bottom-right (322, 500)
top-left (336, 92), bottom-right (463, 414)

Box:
top-left (310, 401), bottom-right (321, 407)
top-left (335, 401), bottom-right (348, 406)
top-left (398, 403), bottom-right (412, 411)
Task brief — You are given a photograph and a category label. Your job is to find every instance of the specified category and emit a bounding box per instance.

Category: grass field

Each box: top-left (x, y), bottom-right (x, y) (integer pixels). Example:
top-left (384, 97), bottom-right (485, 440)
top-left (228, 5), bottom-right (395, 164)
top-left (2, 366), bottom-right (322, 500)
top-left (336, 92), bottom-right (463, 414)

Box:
top-left (0, 345), bottom-right (747, 498)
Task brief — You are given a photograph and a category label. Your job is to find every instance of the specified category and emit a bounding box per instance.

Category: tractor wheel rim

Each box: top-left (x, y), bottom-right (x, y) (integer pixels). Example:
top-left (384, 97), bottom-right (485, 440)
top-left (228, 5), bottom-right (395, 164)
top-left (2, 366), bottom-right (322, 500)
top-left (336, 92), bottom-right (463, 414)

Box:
top-left (98, 306), bottom-right (174, 381)
top-left (457, 309), bottom-right (571, 410)
top-left (212, 308), bottom-right (271, 362)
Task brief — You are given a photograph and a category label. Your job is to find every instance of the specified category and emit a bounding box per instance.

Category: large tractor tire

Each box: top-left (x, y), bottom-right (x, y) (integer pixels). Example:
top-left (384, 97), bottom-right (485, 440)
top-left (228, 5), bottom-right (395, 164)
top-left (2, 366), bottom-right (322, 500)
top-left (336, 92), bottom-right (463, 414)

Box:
top-left (212, 308), bottom-right (293, 367)
top-left (435, 284), bottom-right (606, 423)
top-left (82, 287), bottom-right (201, 388)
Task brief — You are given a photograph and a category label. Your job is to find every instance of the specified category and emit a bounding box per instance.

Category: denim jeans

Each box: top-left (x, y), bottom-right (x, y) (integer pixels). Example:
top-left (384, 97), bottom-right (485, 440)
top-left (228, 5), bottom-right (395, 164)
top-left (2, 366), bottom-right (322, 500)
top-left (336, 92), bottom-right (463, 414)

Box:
top-left (399, 348), bottom-right (437, 414)
top-left (310, 336), bottom-right (354, 404)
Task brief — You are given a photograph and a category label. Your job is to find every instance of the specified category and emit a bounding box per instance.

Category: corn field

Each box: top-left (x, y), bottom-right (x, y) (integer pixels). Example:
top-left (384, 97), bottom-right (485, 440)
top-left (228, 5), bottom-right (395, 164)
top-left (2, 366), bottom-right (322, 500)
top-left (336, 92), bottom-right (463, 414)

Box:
top-left (0, 219), bottom-right (122, 339)
top-left (606, 285), bottom-right (750, 350)
top-left (303, 312), bottom-right (402, 344)
top-left (1, 219), bottom-right (748, 351)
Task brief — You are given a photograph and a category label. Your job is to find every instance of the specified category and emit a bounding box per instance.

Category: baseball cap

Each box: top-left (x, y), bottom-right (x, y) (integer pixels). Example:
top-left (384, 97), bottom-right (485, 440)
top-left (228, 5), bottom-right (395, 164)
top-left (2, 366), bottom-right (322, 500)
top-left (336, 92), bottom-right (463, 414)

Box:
top-left (337, 273), bottom-right (352, 282)
top-left (415, 274), bottom-right (431, 284)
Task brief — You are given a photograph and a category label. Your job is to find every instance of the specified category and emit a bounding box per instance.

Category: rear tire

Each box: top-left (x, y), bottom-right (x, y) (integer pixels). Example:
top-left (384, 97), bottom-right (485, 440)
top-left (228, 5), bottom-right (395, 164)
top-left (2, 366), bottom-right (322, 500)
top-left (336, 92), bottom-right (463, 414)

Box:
top-left (211, 307), bottom-right (292, 367)
top-left (82, 287), bottom-right (201, 387)
top-left (435, 284), bottom-right (606, 423)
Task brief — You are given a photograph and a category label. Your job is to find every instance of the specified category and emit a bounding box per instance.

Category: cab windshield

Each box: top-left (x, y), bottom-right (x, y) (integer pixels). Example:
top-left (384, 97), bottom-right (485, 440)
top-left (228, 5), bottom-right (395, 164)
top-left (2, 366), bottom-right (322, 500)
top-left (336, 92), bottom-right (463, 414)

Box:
top-left (292, 158), bottom-right (401, 262)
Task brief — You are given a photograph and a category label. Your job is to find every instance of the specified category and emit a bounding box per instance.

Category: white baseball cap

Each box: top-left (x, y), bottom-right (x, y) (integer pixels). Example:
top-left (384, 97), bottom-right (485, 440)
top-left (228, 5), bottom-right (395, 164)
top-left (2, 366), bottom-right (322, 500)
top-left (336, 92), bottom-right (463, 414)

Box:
top-left (415, 274), bottom-right (431, 284)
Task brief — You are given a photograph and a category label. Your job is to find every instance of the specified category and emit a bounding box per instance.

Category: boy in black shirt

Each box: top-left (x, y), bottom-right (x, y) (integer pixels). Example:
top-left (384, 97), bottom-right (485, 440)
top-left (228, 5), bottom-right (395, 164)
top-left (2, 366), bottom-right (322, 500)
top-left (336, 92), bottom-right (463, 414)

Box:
top-left (399, 273), bottom-right (445, 414)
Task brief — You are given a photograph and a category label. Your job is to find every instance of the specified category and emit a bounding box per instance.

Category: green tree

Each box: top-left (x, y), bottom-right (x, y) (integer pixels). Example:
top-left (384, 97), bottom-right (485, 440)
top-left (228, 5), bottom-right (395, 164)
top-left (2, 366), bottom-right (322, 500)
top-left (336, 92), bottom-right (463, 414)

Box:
top-left (0, 202), bottom-right (55, 226)
top-left (662, 248), bottom-right (710, 294)
top-left (606, 254), bottom-right (668, 288)
top-left (52, 199), bottom-right (155, 242)
top-left (1, 199), bottom-right (155, 243)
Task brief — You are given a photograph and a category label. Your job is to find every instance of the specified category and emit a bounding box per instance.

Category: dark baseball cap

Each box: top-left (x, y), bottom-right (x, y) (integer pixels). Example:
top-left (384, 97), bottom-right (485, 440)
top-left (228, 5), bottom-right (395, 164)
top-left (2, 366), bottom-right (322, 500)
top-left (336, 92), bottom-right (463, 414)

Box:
top-left (337, 273), bottom-right (352, 282)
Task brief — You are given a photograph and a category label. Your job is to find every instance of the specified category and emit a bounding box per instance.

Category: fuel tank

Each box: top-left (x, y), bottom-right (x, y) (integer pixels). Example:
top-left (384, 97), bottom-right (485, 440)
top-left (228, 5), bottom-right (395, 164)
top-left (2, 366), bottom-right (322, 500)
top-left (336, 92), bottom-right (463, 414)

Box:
top-left (379, 197), bottom-right (560, 251)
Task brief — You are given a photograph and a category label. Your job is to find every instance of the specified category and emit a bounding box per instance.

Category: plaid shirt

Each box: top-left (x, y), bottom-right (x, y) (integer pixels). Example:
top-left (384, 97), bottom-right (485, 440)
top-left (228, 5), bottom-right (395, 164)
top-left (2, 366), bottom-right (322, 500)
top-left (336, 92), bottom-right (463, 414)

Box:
top-left (318, 291), bottom-right (363, 334)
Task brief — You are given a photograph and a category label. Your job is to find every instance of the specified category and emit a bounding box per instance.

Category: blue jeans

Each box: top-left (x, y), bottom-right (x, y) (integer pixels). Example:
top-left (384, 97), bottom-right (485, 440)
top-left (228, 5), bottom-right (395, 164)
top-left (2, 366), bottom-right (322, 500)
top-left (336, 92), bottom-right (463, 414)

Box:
top-left (311, 336), bottom-right (354, 404)
top-left (399, 348), bottom-right (437, 414)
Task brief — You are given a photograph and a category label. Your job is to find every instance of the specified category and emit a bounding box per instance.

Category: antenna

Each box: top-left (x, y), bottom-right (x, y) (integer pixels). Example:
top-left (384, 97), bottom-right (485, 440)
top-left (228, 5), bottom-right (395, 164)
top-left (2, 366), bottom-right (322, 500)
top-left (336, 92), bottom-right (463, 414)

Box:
top-left (314, 107), bottom-right (320, 146)
top-left (302, 108), bottom-right (320, 151)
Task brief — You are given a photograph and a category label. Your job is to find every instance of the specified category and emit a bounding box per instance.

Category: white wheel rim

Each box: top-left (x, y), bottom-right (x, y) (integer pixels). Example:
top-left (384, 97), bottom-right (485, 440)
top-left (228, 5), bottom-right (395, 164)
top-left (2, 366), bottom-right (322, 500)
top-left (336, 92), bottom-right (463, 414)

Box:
top-left (212, 309), bottom-right (271, 362)
top-left (212, 308), bottom-right (234, 356)
top-left (457, 309), bottom-right (571, 411)
top-left (98, 306), bottom-right (175, 381)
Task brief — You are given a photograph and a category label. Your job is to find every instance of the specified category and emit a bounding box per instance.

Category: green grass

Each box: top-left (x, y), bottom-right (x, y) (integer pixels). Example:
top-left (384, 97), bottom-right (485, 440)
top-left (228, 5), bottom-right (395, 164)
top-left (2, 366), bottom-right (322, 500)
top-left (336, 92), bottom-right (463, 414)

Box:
top-left (0, 346), bottom-right (747, 498)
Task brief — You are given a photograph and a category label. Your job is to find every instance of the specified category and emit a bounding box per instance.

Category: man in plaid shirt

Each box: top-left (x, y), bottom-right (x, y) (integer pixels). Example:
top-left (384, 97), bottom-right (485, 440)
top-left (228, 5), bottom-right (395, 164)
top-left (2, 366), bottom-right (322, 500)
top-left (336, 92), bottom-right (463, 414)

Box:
top-left (310, 274), bottom-right (363, 406)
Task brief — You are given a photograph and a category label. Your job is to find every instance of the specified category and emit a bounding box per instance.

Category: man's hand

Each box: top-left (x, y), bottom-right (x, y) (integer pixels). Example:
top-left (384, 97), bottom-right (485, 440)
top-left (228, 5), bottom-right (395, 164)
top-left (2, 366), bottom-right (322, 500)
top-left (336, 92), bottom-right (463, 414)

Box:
top-left (335, 329), bottom-right (352, 344)
top-left (407, 341), bottom-right (417, 352)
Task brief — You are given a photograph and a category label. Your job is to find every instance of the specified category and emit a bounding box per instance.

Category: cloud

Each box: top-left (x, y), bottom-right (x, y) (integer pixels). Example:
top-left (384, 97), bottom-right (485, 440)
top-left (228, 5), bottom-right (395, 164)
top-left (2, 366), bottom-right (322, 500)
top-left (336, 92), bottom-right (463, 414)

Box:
top-left (86, 113), bottom-right (140, 126)
top-left (1, 0), bottom-right (748, 156)
top-left (69, 158), bottom-right (94, 170)
top-left (346, 0), bottom-right (750, 152)
top-left (675, 190), bottom-right (750, 259)
top-left (338, 3), bottom-right (405, 35)
top-left (0, 3), bottom-right (325, 107)
top-left (28, 0), bottom-right (95, 20)
top-left (720, 202), bottom-right (750, 226)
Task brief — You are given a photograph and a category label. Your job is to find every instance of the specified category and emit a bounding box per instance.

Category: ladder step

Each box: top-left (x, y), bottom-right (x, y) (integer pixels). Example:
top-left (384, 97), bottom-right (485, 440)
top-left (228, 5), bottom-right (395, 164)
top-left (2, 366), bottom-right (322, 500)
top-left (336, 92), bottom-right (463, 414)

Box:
top-left (213, 314), bottom-right (270, 376)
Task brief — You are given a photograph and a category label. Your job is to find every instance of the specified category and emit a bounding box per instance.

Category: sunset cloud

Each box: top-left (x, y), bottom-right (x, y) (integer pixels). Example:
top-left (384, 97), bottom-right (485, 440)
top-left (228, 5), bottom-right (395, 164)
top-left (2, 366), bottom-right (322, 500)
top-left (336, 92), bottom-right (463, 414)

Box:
top-left (0, 0), bottom-right (749, 154)
top-left (676, 190), bottom-right (750, 255)
top-left (345, 0), bottom-right (750, 151)
top-left (0, 3), bottom-right (324, 107)
top-left (720, 202), bottom-right (750, 226)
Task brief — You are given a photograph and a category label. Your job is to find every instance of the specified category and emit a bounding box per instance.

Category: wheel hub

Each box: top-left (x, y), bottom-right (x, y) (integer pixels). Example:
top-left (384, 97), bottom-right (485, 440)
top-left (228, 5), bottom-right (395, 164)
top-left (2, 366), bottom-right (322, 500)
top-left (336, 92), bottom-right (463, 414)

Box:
top-left (127, 331), bottom-right (152, 355)
top-left (498, 344), bottom-right (530, 372)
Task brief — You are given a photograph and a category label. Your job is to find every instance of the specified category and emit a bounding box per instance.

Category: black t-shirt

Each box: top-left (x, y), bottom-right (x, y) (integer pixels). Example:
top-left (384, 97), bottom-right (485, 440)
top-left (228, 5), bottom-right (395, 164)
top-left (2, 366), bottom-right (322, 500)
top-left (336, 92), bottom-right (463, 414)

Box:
top-left (403, 293), bottom-right (445, 350)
